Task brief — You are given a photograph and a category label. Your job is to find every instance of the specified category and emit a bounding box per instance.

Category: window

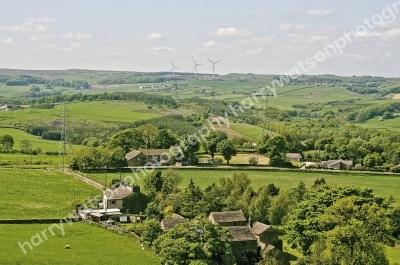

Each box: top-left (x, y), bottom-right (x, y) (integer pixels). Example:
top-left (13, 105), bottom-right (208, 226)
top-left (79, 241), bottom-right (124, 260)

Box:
top-left (109, 200), bottom-right (116, 205)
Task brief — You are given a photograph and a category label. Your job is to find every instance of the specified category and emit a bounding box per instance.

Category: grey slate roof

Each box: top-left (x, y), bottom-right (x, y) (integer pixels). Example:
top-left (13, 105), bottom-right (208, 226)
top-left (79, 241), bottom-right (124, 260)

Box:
top-left (161, 218), bottom-right (189, 231)
top-left (209, 210), bottom-right (246, 224)
top-left (226, 226), bottom-right (258, 242)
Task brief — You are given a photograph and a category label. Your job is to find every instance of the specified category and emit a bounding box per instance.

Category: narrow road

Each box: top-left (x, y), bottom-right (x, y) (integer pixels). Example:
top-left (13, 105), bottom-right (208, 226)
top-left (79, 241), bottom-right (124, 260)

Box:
top-left (59, 169), bottom-right (111, 191)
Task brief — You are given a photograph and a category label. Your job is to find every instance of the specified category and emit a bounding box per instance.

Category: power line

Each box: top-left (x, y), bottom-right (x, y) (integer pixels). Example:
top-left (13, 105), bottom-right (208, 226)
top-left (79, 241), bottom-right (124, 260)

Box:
top-left (59, 101), bottom-right (72, 170)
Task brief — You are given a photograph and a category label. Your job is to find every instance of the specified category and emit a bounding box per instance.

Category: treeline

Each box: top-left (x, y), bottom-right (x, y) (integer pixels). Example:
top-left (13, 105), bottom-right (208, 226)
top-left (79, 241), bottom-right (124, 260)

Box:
top-left (0, 75), bottom-right (91, 89)
top-left (346, 86), bottom-right (379, 94)
top-left (1, 91), bottom-right (177, 108)
top-left (347, 103), bottom-right (399, 122)
top-left (130, 115), bottom-right (199, 136)
top-left (98, 76), bottom-right (170, 84)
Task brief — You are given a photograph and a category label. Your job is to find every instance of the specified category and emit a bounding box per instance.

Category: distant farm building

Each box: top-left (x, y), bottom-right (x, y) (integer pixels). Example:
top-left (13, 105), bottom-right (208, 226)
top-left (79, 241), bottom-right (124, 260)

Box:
top-left (321, 159), bottom-right (353, 170)
top-left (286, 153), bottom-right (303, 162)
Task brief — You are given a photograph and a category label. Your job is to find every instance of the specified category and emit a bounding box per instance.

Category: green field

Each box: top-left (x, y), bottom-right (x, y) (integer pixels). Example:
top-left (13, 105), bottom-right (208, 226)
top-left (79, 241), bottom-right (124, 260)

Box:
top-left (0, 101), bottom-right (161, 127)
top-left (86, 169), bottom-right (400, 207)
top-left (0, 127), bottom-right (82, 152)
top-left (0, 169), bottom-right (100, 219)
top-left (0, 223), bottom-right (160, 264)
top-left (230, 124), bottom-right (265, 141)
top-left (358, 116), bottom-right (400, 131)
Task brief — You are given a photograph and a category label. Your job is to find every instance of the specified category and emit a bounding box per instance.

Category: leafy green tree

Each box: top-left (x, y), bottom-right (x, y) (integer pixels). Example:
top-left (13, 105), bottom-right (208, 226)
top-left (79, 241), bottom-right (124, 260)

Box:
top-left (181, 134), bottom-right (200, 165)
top-left (145, 202), bottom-right (162, 220)
top-left (179, 179), bottom-right (205, 218)
top-left (108, 128), bottom-right (144, 153)
top-left (249, 185), bottom-right (271, 223)
top-left (143, 170), bottom-right (163, 197)
top-left (391, 207), bottom-right (400, 239)
top-left (266, 183), bottom-right (280, 196)
top-left (153, 218), bottom-right (235, 265)
top-left (137, 124), bottom-right (159, 149)
top-left (285, 185), bottom-right (388, 254)
top-left (19, 139), bottom-right (32, 153)
top-left (155, 129), bottom-right (178, 149)
top-left (141, 219), bottom-right (163, 246)
top-left (161, 169), bottom-right (182, 195)
top-left (259, 136), bottom-right (288, 166)
top-left (122, 191), bottom-right (150, 214)
top-left (217, 139), bottom-right (237, 165)
top-left (0, 134), bottom-right (14, 153)
top-left (269, 190), bottom-right (297, 225)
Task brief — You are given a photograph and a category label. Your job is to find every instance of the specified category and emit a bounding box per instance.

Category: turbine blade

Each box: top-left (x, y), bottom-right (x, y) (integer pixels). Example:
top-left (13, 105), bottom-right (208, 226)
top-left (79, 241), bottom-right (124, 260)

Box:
top-left (215, 59), bottom-right (222, 63)
top-left (207, 58), bottom-right (213, 63)
top-left (192, 65), bottom-right (196, 72)
top-left (192, 57), bottom-right (196, 63)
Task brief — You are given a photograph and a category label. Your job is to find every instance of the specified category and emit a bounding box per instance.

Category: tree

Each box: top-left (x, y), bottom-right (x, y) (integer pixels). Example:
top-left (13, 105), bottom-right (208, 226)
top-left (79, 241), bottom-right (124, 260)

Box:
top-left (266, 183), bottom-right (280, 196)
top-left (269, 190), bottom-right (297, 225)
top-left (0, 134), bottom-right (14, 153)
top-left (122, 191), bottom-right (150, 214)
top-left (259, 136), bottom-right (288, 166)
top-left (20, 139), bottom-right (32, 154)
top-left (391, 207), bottom-right (400, 239)
top-left (249, 185), bottom-right (271, 223)
top-left (204, 131), bottom-right (228, 159)
top-left (217, 139), bottom-right (237, 165)
top-left (181, 134), bottom-right (200, 165)
top-left (161, 170), bottom-right (182, 195)
top-left (285, 185), bottom-right (389, 254)
top-left (108, 128), bottom-right (144, 153)
top-left (137, 124), bottom-right (159, 149)
top-left (145, 202), bottom-right (162, 220)
top-left (141, 219), bottom-right (163, 246)
top-left (153, 218), bottom-right (235, 265)
top-left (143, 170), bottom-right (163, 197)
top-left (363, 154), bottom-right (376, 168)
top-left (155, 129), bottom-right (178, 149)
top-left (179, 179), bottom-right (205, 218)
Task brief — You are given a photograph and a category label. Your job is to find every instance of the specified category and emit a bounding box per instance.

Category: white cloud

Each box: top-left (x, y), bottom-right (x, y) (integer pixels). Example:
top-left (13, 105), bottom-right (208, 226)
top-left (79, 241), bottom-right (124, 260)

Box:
top-left (0, 17), bottom-right (55, 33)
top-left (309, 35), bottom-right (329, 43)
top-left (203, 41), bottom-right (217, 48)
top-left (2, 38), bottom-right (12, 44)
top-left (65, 42), bottom-right (84, 51)
top-left (61, 32), bottom-right (92, 40)
top-left (150, 46), bottom-right (173, 51)
top-left (382, 28), bottom-right (400, 39)
top-left (357, 31), bottom-right (381, 38)
top-left (76, 33), bottom-right (92, 40)
top-left (256, 13), bottom-right (269, 18)
top-left (306, 10), bottom-right (332, 16)
top-left (277, 24), bottom-right (307, 31)
top-left (29, 34), bottom-right (55, 41)
top-left (214, 27), bottom-right (252, 37)
top-left (147, 32), bottom-right (163, 40)
top-left (61, 32), bottom-right (74, 39)
top-left (245, 48), bottom-right (263, 55)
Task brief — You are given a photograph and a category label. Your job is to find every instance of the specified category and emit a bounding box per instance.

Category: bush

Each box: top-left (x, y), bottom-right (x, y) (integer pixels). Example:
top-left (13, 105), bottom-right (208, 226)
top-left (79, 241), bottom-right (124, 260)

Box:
top-left (213, 157), bottom-right (223, 164)
top-left (390, 165), bottom-right (400, 173)
top-left (248, 156), bottom-right (258, 165)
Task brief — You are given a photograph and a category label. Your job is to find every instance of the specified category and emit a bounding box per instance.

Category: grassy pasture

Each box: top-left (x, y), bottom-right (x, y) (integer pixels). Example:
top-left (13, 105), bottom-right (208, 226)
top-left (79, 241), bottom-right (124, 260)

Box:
top-left (358, 116), bottom-right (400, 131)
top-left (0, 127), bottom-right (82, 152)
top-left (0, 223), bottom-right (160, 264)
top-left (86, 169), bottom-right (400, 207)
top-left (230, 124), bottom-right (265, 141)
top-left (0, 169), bottom-right (100, 219)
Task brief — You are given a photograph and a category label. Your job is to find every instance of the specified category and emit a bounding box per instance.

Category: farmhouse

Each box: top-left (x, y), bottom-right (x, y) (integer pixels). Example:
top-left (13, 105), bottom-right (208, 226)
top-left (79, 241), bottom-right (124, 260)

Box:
top-left (103, 185), bottom-right (134, 209)
top-left (208, 210), bottom-right (247, 226)
top-left (160, 218), bottom-right (189, 232)
top-left (321, 159), bottom-right (353, 170)
top-left (286, 153), bottom-right (303, 162)
top-left (225, 226), bottom-right (259, 263)
top-left (125, 148), bottom-right (177, 166)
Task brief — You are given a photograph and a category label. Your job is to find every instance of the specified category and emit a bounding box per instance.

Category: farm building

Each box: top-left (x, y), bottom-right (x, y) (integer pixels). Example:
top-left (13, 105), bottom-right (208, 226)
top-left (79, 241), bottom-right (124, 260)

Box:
top-left (125, 148), bottom-right (180, 166)
top-left (286, 153), bottom-right (303, 162)
top-left (321, 159), bottom-right (353, 170)
top-left (208, 210), bottom-right (247, 226)
top-left (103, 185), bottom-right (133, 209)
top-left (160, 218), bottom-right (189, 232)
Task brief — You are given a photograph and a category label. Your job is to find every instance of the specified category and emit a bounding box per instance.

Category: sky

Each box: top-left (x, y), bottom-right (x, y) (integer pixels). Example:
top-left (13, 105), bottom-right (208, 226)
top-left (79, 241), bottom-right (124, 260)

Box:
top-left (1, 0), bottom-right (400, 77)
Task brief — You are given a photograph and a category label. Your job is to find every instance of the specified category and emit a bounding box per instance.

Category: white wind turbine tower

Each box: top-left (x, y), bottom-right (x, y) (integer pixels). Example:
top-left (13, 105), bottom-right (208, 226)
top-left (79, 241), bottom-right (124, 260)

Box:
top-left (192, 57), bottom-right (203, 79)
top-left (170, 60), bottom-right (180, 78)
top-left (207, 58), bottom-right (222, 79)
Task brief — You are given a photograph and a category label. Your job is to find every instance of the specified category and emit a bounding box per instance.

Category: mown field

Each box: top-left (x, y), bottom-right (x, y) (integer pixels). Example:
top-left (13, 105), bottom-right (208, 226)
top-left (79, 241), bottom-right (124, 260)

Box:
top-left (0, 127), bottom-right (82, 152)
top-left (0, 169), bottom-right (100, 219)
top-left (0, 222), bottom-right (160, 264)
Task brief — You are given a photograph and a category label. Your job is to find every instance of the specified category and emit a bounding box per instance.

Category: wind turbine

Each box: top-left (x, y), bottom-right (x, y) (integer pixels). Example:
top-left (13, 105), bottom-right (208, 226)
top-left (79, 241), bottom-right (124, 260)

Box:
top-left (192, 57), bottom-right (203, 79)
top-left (207, 58), bottom-right (222, 79)
top-left (170, 60), bottom-right (179, 77)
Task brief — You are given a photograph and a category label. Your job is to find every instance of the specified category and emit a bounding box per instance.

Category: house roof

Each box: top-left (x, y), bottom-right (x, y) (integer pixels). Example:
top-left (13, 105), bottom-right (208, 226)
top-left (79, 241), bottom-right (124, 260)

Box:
top-left (286, 153), bottom-right (303, 159)
top-left (138, 149), bottom-right (171, 156)
top-left (324, 159), bottom-right (353, 166)
top-left (161, 218), bottom-right (189, 231)
top-left (252, 221), bottom-right (271, 235)
top-left (125, 150), bottom-right (144, 161)
top-left (105, 185), bottom-right (133, 200)
top-left (225, 226), bottom-right (258, 242)
top-left (209, 210), bottom-right (246, 224)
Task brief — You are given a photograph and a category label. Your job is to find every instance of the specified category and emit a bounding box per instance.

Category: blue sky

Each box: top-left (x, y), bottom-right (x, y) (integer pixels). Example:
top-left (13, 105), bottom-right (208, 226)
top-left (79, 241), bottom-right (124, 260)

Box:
top-left (1, 0), bottom-right (400, 76)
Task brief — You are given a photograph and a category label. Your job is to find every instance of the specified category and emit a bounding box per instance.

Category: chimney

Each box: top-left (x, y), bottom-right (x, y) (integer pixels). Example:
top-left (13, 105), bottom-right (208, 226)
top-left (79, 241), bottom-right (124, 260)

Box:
top-left (248, 216), bottom-right (252, 228)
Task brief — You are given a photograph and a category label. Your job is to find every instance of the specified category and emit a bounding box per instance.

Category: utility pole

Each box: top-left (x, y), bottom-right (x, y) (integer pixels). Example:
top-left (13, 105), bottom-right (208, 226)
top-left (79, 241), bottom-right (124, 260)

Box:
top-left (59, 101), bottom-right (70, 171)
top-left (262, 95), bottom-right (268, 137)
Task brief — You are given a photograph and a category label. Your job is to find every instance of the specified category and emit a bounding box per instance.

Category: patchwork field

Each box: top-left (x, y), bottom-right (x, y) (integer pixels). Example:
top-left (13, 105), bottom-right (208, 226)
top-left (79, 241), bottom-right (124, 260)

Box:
top-left (0, 223), bottom-right (160, 264)
top-left (0, 169), bottom-right (100, 219)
